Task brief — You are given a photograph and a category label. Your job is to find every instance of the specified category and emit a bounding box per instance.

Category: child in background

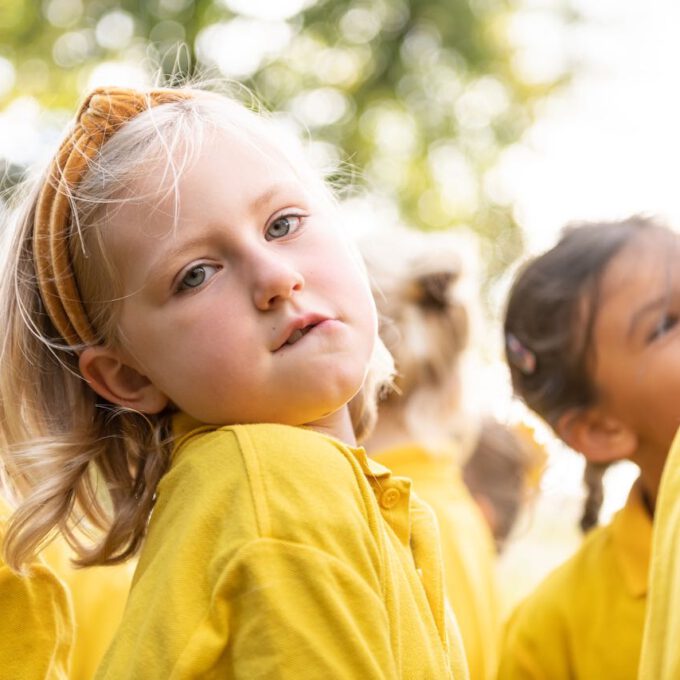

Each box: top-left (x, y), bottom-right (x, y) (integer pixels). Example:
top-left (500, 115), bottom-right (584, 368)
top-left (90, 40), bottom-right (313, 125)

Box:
top-left (0, 85), bottom-right (469, 678)
top-left (498, 216), bottom-right (680, 679)
top-left (462, 418), bottom-right (539, 552)
top-left (41, 539), bottom-right (133, 680)
top-left (361, 228), bottom-right (500, 680)
top-left (0, 496), bottom-right (74, 678)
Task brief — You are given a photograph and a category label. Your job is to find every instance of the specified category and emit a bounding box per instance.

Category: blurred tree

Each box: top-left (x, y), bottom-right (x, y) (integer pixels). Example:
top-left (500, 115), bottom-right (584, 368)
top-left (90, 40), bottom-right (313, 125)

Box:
top-left (0, 0), bottom-right (576, 279)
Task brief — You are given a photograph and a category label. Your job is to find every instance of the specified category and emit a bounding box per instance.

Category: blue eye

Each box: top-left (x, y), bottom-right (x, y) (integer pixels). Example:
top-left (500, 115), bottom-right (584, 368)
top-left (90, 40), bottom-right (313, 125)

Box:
top-left (177, 264), bottom-right (219, 292)
top-left (265, 215), bottom-right (303, 241)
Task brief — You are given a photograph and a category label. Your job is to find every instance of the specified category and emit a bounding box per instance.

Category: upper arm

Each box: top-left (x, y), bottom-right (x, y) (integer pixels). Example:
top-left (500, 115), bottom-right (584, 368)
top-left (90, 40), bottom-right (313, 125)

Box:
top-left (173, 538), bottom-right (396, 680)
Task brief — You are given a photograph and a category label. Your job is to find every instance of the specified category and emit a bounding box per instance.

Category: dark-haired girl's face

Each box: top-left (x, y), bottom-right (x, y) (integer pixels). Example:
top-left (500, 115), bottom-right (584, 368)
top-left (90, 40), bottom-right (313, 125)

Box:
top-left (591, 229), bottom-right (680, 476)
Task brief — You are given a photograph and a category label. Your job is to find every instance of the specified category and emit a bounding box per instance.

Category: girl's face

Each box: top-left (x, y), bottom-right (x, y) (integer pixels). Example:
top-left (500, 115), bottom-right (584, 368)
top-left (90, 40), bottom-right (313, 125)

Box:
top-left (591, 229), bottom-right (680, 464)
top-left (102, 129), bottom-right (377, 431)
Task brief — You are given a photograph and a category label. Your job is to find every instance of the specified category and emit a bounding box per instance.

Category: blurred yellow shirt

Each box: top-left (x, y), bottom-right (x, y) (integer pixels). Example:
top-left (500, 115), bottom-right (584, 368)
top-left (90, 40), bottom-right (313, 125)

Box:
top-left (97, 420), bottom-right (469, 679)
top-left (0, 499), bottom-right (74, 679)
top-left (42, 539), bottom-right (133, 680)
top-left (640, 428), bottom-right (680, 679)
top-left (497, 481), bottom-right (650, 679)
top-left (373, 444), bottom-right (500, 680)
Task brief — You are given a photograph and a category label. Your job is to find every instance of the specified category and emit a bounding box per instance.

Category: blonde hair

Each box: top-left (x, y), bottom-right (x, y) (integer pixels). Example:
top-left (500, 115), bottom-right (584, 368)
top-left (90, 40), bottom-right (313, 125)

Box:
top-left (0, 85), bottom-right (391, 571)
top-left (360, 226), bottom-right (480, 457)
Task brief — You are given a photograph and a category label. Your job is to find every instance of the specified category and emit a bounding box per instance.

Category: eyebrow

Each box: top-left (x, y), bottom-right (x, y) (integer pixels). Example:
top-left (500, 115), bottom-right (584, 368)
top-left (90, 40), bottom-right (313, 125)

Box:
top-left (627, 295), bottom-right (671, 339)
top-left (145, 233), bottom-right (215, 290)
top-left (251, 182), bottom-right (304, 209)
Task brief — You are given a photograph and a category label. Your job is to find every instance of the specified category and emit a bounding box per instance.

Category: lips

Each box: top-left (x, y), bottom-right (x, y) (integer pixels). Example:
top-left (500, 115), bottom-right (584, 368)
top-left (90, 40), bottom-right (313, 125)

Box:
top-left (274, 313), bottom-right (331, 352)
top-left (285, 325), bottom-right (314, 346)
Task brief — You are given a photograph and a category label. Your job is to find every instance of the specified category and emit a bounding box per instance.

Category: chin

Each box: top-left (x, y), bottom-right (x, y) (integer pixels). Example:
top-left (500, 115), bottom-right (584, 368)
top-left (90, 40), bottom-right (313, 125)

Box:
top-left (290, 384), bottom-right (361, 426)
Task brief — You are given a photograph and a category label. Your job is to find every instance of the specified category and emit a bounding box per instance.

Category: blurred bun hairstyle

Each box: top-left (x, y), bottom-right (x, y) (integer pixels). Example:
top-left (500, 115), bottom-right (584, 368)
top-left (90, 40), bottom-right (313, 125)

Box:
top-left (360, 226), bottom-right (480, 458)
top-left (504, 215), bottom-right (664, 531)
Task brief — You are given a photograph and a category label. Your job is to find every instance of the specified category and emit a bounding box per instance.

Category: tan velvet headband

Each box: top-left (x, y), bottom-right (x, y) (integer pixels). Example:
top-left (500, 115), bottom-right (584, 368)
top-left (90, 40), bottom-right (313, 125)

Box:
top-left (33, 86), bottom-right (192, 348)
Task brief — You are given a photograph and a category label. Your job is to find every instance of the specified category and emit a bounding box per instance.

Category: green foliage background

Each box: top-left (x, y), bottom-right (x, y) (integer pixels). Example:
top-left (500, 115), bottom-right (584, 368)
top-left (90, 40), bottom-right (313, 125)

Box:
top-left (0, 0), bottom-right (574, 279)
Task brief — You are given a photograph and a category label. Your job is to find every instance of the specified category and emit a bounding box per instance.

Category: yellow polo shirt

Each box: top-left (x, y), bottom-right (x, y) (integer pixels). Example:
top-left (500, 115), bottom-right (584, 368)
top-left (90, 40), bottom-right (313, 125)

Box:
top-left (497, 481), bottom-right (651, 679)
top-left (0, 500), bottom-right (74, 679)
top-left (97, 419), bottom-right (469, 679)
top-left (42, 539), bottom-right (133, 680)
top-left (640, 429), bottom-right (680, 679)
top-left (373, 444), bottom-right (500, 680)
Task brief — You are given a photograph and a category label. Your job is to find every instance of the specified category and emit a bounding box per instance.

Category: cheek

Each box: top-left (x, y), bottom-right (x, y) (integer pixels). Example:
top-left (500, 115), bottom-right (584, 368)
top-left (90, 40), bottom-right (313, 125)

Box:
top-left (322, 239), bottom-right (374, 303)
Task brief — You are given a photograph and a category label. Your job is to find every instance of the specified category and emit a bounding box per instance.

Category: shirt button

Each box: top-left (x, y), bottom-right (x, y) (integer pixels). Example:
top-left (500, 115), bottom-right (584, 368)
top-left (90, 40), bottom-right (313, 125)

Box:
top-left (380, 487), bottom-right (401, 509)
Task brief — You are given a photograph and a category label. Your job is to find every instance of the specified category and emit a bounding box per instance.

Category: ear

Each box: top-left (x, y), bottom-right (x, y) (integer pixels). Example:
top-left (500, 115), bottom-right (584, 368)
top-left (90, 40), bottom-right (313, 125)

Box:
top-left (556, 407), bottom-right (637, 463)
top-left (79, 346), bottom-right (169, 414)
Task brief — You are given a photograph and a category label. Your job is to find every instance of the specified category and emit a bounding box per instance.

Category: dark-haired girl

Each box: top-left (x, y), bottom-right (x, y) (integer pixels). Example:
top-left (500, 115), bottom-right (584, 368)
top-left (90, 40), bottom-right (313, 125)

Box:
top-left (498, 216), bottom-right (680, 679)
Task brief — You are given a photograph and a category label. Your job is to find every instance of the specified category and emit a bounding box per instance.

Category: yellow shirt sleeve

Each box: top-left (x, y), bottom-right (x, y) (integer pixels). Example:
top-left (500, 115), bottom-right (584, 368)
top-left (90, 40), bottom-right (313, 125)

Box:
top-left (173, 539), bottom-right (397, 678)
top-left (97, 538), bottom-right (400, 678)
top-left (640, 429), bottom-right (680, 679)
top-left (0, 558), bottom-right (74, 680)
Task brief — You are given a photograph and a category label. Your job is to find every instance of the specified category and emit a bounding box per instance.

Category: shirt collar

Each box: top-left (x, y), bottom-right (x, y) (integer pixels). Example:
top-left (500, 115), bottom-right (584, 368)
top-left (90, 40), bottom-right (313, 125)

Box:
top-left (610, 480), bottom-right (652, 598)
top-left (171, 412), bottom-right (394, 480)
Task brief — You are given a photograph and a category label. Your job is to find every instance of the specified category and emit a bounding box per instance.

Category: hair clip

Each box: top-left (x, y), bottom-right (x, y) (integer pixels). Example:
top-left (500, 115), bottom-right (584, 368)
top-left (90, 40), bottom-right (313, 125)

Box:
top-left (505, 332), bottom-right (537, 376)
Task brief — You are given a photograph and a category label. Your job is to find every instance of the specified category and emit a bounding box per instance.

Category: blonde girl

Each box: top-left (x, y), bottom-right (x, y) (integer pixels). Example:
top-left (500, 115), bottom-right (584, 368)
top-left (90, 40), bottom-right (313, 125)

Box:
top-left (498, 217), bottom-right (680, 679)
top-left (361, 228), bottom-right (500, 680)
top-left (0, 85), bottom-right (469, 678)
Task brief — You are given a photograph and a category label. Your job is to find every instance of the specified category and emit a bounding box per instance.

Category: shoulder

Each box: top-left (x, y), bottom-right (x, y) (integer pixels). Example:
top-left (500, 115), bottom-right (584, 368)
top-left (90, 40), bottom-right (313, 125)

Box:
top-left (168, 423), bottom-right (373, 517)
top-left (146, 424), bottom-right (381, 574)
top-left (498, 524), bottom-right (617, 675)
top-left (100, 427), bottom-right (387, 677)
top-left (228, 424), bottom-right (382, 554)
top-left (509, 523), bottom-right (616, 628)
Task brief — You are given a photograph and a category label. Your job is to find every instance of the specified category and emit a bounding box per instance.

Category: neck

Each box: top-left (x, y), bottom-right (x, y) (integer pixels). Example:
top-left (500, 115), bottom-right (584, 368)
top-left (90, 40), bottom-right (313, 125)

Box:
top-left (634, 441), bottom-right (669, 515)
top-left (305, 405), bottom-right (357, 446)
top-left (637, 457), bottom-right (666, 515)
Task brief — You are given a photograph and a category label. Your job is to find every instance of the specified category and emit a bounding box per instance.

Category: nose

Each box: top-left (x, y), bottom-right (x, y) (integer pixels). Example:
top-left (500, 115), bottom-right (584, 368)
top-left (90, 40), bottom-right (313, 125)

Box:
top-left (251, 251), bottom-right (305, 310)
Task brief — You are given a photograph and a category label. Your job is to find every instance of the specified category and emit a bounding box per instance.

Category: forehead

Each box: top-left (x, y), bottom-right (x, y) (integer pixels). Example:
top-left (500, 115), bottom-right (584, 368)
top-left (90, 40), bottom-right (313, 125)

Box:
top-left (590, 228), bottom-right (680, 343)
top-left (103, 128), bottom-right (311, 250)
top-left (600, 229), bottom-right (679, 297)
top-left (159, 129), bottom-right (302, 209)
